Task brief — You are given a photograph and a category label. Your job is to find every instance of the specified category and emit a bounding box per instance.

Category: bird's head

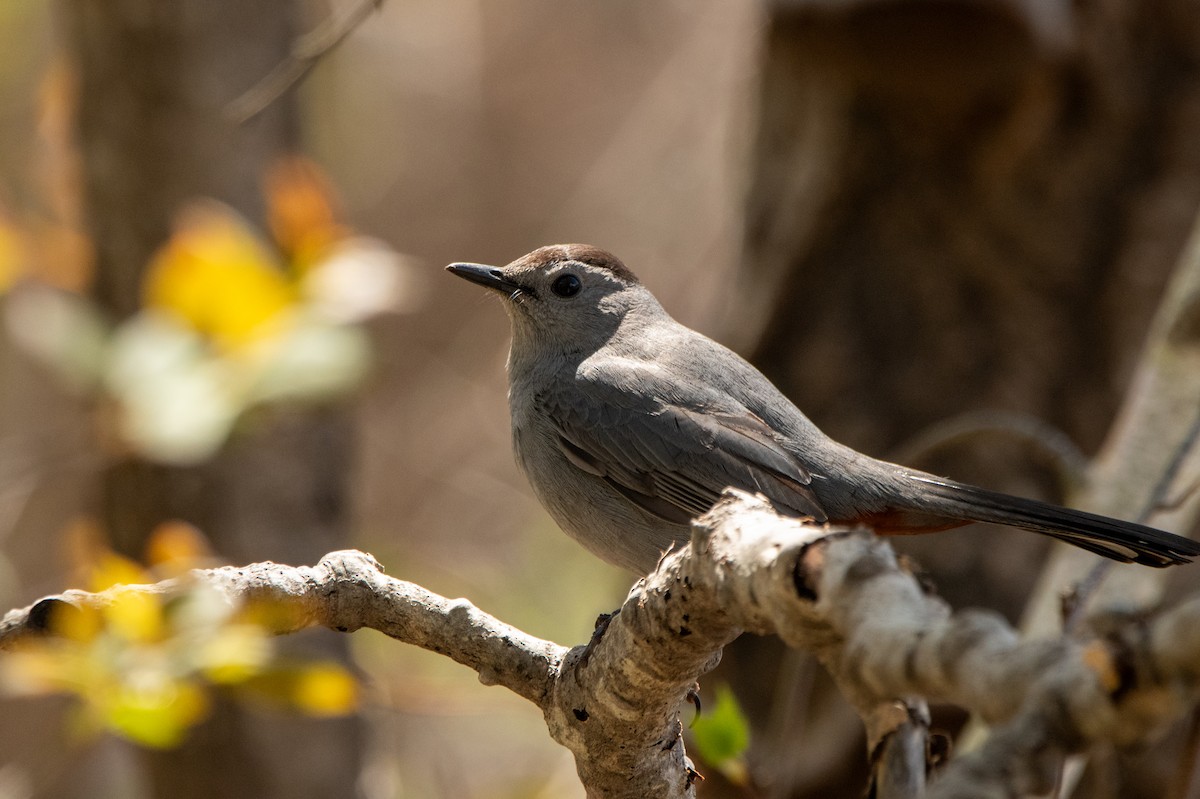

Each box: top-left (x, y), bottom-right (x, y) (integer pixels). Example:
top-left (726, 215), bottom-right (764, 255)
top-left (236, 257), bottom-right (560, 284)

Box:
top-left (447, 244), bottom-right (658, 355)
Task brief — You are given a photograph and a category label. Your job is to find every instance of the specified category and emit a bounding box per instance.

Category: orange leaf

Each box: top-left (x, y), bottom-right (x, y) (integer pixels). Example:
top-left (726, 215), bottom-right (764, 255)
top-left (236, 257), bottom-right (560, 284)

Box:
top-left (145, 521), bottom-right (215, 575)
top-left (264, 156), bottom-right (347, 270)
top-left (0, 212), bottom-right (26, 293)
top-left (1081, 640), bottom-right (1121, 693)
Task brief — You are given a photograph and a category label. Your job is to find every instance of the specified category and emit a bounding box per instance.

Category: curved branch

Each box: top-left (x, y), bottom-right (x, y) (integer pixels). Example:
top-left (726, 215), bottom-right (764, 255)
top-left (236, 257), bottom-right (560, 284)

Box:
top-left (0, 551), bottom-right (563, 706)
top-left (3, 496), bottom-right (1200, 797)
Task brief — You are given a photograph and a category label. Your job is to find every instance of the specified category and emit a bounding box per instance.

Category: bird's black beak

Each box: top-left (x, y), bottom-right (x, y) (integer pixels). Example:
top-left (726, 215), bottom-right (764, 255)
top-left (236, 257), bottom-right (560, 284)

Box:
top-left (446, 262), bottom-right (524, 296)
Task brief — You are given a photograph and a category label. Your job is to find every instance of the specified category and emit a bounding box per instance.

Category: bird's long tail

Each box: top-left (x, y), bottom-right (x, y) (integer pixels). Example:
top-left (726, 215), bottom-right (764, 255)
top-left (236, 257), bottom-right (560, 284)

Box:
top-left (896, 474), bottom-right (1200, 567)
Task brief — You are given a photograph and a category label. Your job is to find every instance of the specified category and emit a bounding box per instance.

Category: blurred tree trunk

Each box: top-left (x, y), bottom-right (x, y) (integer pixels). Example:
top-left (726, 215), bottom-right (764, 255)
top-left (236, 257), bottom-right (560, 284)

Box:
top-left (713, 1), bottom-right (1200, 797)
top-left (59, 2), bottom-right (363, 798)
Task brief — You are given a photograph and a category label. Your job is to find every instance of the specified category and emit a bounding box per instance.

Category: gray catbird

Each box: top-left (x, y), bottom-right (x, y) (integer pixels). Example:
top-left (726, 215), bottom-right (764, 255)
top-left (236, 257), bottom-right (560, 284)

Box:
top-left (448, 243), bottom-right (1200, 574)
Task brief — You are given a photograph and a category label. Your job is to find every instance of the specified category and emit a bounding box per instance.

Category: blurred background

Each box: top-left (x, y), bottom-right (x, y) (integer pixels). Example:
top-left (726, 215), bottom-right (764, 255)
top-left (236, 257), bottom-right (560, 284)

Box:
top-left (2, 1), bottom-right (1200, 797)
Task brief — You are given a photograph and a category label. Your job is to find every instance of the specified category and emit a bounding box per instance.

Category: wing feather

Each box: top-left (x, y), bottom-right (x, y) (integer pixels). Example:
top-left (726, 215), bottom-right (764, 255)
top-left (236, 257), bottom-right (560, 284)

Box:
top-left (542, 361), bottom-right (827, 525)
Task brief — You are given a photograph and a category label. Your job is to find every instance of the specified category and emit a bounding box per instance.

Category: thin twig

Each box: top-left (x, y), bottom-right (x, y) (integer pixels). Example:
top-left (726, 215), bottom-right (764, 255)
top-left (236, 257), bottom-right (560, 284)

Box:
top-left (889, 410), bottom-right (1090, 498)
top-left (1063, 408), bottom-right (1200, 634)
top-left (1141, 409), bottom-right (1200, 522)
top-left (226, 0), bottom-right (385, 124)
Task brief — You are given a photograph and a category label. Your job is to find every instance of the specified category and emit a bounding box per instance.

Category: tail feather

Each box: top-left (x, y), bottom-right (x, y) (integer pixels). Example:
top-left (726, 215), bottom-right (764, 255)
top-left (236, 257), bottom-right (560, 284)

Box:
top-left (901, 474), bottom-right (1200, 568)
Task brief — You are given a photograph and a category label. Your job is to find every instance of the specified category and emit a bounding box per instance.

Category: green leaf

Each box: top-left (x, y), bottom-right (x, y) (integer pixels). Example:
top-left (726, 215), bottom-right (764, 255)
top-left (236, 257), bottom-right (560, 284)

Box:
top-left (689, 683), bottom-right (750, 781)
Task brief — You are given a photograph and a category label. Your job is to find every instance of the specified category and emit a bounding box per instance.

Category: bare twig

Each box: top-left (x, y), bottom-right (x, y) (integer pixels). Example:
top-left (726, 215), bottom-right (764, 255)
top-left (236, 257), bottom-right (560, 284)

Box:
top-left (890, 410), bottom-right (1090, 498)
top-left (226, 0), bottom-right (385, 124)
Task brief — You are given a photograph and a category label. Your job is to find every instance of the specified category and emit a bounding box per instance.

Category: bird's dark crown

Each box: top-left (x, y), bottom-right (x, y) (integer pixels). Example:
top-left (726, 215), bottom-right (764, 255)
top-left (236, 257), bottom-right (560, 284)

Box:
top-left (515, 244), bottom-right (640, 285)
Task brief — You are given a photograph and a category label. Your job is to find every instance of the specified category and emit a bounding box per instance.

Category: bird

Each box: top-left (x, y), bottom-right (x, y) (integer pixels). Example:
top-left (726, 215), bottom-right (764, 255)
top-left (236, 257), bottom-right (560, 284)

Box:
top-left (447, 244), bottom-right (1200, 575)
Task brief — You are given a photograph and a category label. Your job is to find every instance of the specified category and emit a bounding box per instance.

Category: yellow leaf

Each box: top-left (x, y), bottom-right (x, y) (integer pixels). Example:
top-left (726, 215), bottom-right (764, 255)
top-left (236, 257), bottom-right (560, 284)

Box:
top-left (239, 597), bottom-right (307, 633)
top-left (144, 203), bottom-right (294, 349)
top-left (48, 602), bottom-right (105, 644)
top-left (104, 588), bottom-right (164, 643)
top-left (290, 663), bottom-right (358, 715)
top-left (102, 677), bottom-right (209, 749)
top-left (89, 551), bottom-right (152, 593)
top-left (240, 663), bottom-right (358, 715)
top-left (199, 624), bottom-right (273, 684)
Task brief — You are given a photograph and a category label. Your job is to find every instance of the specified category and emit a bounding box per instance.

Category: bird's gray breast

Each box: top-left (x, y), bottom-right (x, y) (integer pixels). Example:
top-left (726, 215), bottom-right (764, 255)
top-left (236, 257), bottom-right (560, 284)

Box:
top-left (509, 378), bottom-right (688, 574)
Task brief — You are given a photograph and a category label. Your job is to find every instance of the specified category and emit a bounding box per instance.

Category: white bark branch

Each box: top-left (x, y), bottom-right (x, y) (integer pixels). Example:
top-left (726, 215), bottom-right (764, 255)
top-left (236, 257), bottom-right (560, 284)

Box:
top-left (0, 552), bottom-right (564, 706)
top-left (3, 496), bottom-right (1199, 797)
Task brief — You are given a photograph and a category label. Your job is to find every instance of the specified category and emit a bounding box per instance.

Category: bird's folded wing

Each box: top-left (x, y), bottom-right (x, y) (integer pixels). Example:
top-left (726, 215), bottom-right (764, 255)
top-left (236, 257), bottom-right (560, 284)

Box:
top-left (540, 363), bottom-right (827, 525)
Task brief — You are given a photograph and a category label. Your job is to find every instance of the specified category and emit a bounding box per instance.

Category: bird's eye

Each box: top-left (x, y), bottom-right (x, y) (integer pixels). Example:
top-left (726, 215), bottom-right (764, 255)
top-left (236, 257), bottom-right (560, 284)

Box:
top-left (551, 273), bottom-right (582, 298)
